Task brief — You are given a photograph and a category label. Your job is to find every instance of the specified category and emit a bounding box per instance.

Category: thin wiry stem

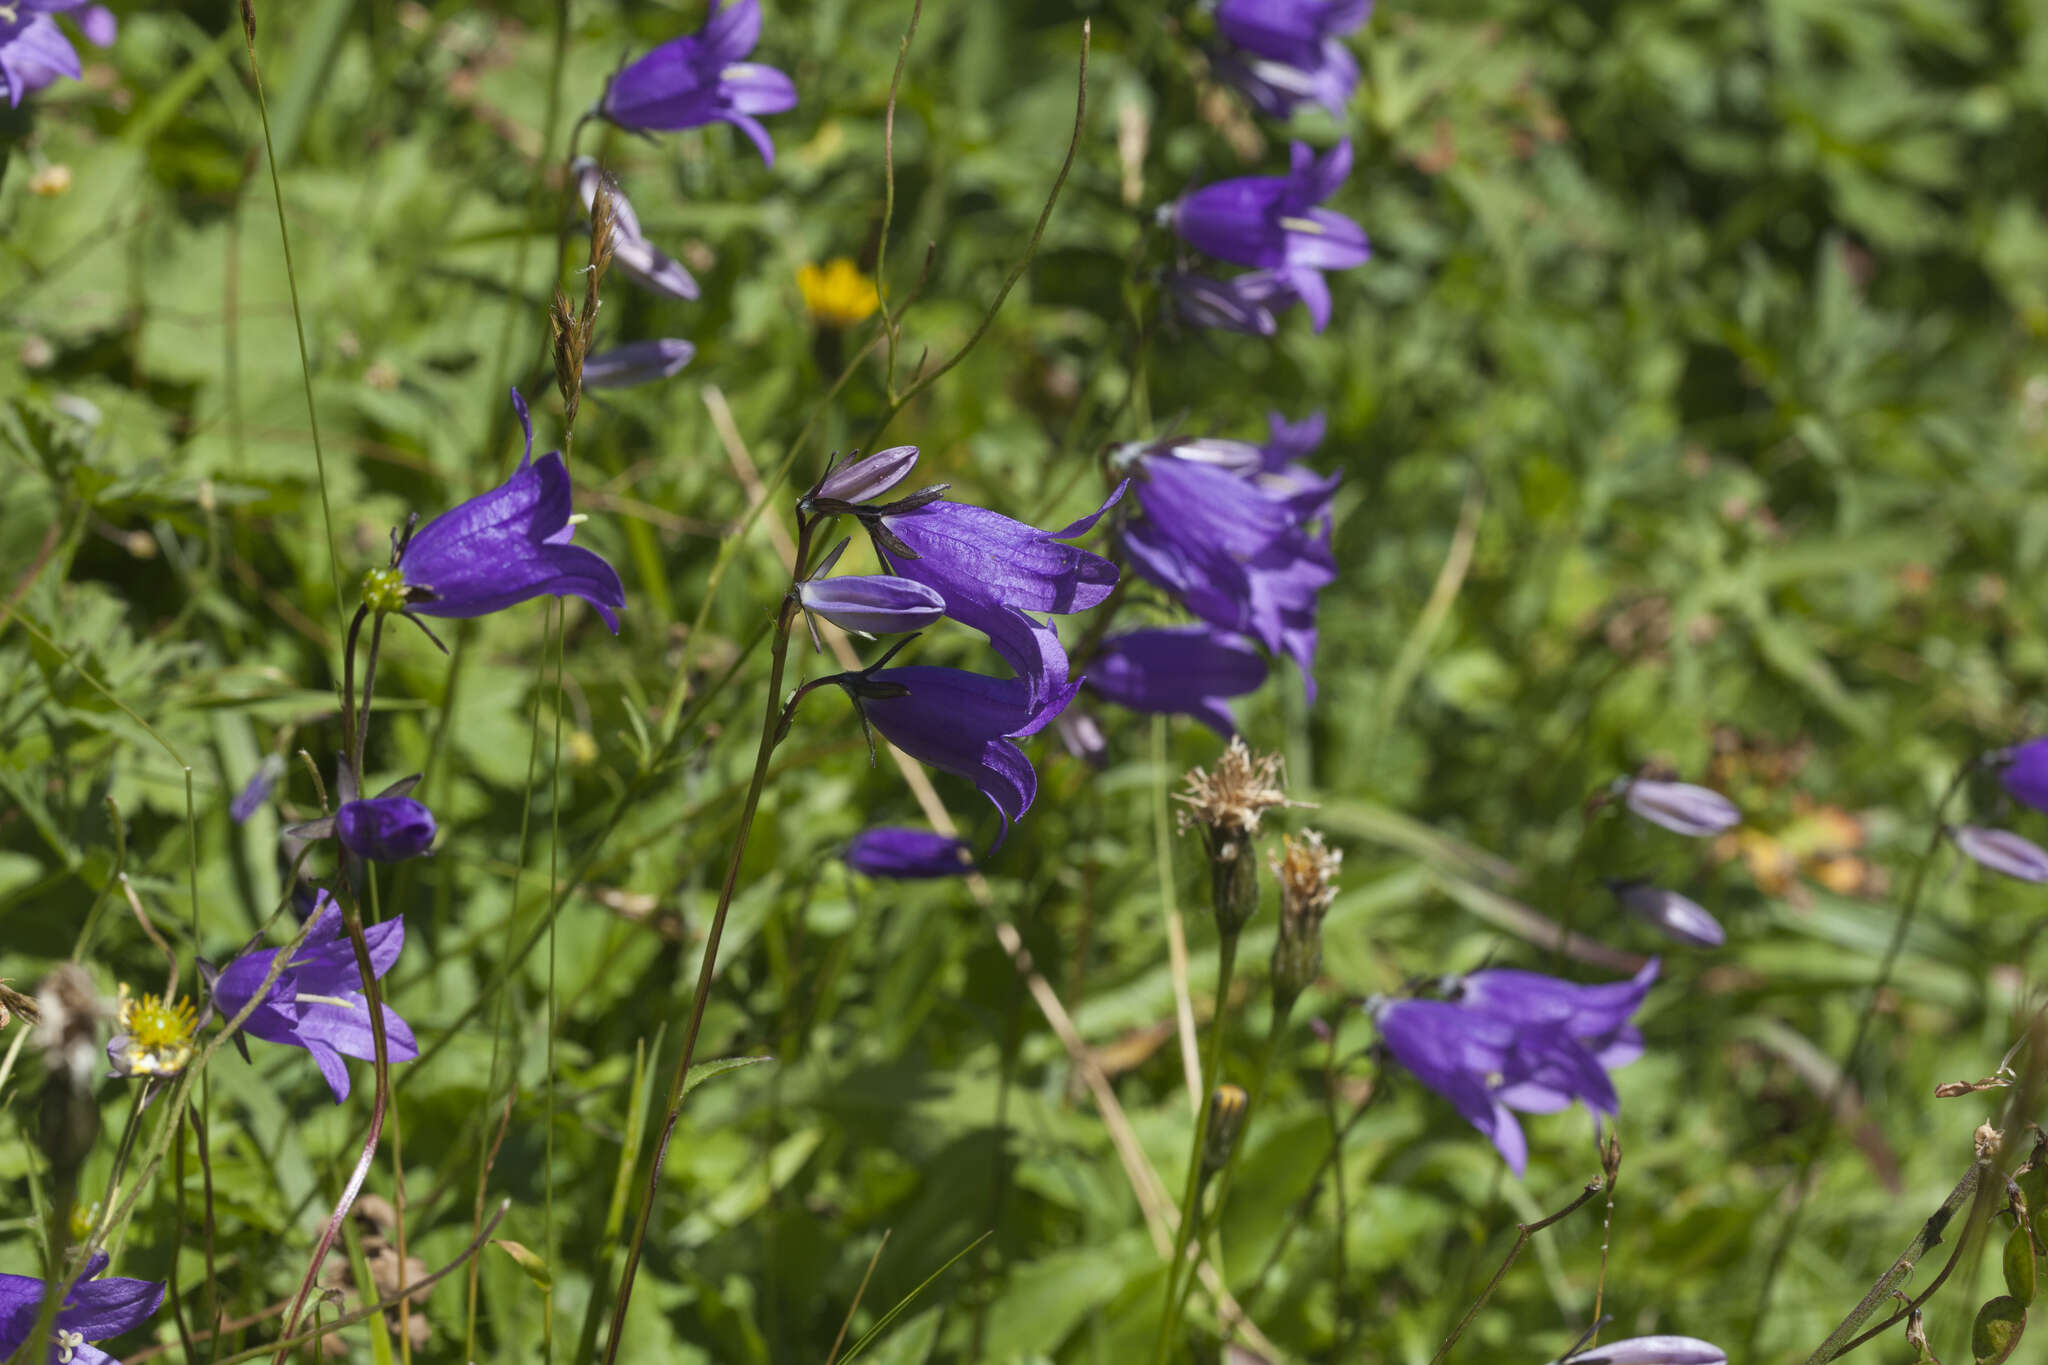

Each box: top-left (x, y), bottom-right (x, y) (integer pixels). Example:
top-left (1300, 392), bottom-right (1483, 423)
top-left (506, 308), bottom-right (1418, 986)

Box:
top-left (875, 0), bottom-right (924, 398)
top-left (1152, 929), bottom-right (1239, 1365)
top-left (1426, 1179), bottom-right (1606, 1365)
top-left (545, 605), bottom-right (567, 1365)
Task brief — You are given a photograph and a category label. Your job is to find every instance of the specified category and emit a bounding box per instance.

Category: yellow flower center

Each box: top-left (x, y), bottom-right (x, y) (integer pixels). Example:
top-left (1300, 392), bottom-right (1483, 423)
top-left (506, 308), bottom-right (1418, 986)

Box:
top-left (797, 258), bottom-right (881, 329)
top-left (362, 565), bottom-right (409, 614)
top-left (115, 985), bottom-right (198, 1076)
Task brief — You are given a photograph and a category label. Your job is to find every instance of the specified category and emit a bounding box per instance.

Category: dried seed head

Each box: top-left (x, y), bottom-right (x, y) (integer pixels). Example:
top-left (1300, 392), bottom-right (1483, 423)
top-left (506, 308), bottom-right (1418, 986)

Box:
top-left (1269, 830), bottom-right (1340, 1006)
top-left (1176, 737), bottom-right (1290, 837)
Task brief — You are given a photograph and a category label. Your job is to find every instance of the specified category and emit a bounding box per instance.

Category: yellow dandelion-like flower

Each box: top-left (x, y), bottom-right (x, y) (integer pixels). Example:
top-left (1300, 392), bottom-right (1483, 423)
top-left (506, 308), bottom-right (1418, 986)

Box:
top-left (112, 983), bottom-right (199, 1078)
top-left (797, 258), bottom-right (880, 328)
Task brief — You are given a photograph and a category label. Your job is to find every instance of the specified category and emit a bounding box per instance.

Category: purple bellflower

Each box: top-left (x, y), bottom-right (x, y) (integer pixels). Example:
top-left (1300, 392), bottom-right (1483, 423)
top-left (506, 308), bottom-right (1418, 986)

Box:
top-left (210, 891), bottom-right (419, 1103)
top-left (0, 1252), bottom-right (164, 1365)
top-left (795, 536), bottom-right (947, 639)
top-left (1998, 736), bottom-right (2048, 814)
top-left (1171, 140), bottom-right (1369, 275)
top-left (1951, 825), bottom-right (2048, 883)
top-left (810, 446), bottom-right (920, 505)
top-left (1620, 778), bottom-right (1740, 837)
top-left (583, 338), bottom-right (696, 390)
top-left (836, 665), bottom-right (1079, 844)
top-left (844, 827), bottom-right (972, 880)
top-left (1564, 1337), bottom-right (1726, 1365)
top-left (1117, 436), bottom-right (1336, 699)
top-left (1086, 626), bottom-right (1268, 735)
top-left (1372, 959), bottom-right (1657, 1176)
top-left (377, 390), bottom-right (625, 633)
top-left (229, 754), bottom-right (284, 824)
top-left (572, 159), bottom-right (699, 301)
top-left (597, 0), bottom-right (798, 164)
top-left (335, 796), bottom-right (437, 863)
top-left (1, 3), bottom-right (115, 108)
top-left (1607, 880), bottom-right (1725, 949)
top-left (1213, 0), bottom-right (1369, 119)
top-left (1165, 266), bottom-right (1332, 335)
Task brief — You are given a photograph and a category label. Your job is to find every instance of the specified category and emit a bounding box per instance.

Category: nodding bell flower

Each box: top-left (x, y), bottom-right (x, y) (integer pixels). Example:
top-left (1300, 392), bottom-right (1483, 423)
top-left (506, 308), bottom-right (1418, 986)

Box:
top-left (596, 0), bottom-right (797, 163)
top-left (1213, 0), bottom-right (1369, 118)
top-left (844, 827), bottom-right (972, 880)
top-left (583, 338), bottom-right (696, 390)
top-left (369, 389), bottom-right (625, 633)
top-left (0, 4), bottom-right (116, 108)
top-left (1085, 626), bottom-right (1268, 735)
top-left (1562, 1337), bottom-right (1726, 1365)
top-left (335, 795), bottom-right (437, 863)
top-left (210, 891), bottom-right (418, 1104)
top-left (1607, 880), bottom-right (1725, 948)
top-left (1619, 778), bottom-right (1740, 837)
top-left (571, 159), bottom-right (699, 301)
top-left (1170, 140), bottom-right (1369, 275)
top-left (1165, 266), bottom-right (1331, 336)
top-left (1951, 825), bottom-right (2048, 883)
top-left (1998, 736), bottom-right (2048, 815)
top-left (0, 1253), bottom-right (165, 1365)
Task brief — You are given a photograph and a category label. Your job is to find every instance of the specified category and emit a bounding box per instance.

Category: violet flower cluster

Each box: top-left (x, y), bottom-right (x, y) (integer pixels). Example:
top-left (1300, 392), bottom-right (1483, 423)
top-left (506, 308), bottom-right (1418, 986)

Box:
top-left (799, 445), bottom-right (1121, 845)
top-left (1095, 412), bottom-right (1340, 730)
top-left (1372, 959), bottom-right (1658, 1177)
top-left (0, 2), bottom-right (115, 108)
top-left (567, 0), bottom-right (797, 386)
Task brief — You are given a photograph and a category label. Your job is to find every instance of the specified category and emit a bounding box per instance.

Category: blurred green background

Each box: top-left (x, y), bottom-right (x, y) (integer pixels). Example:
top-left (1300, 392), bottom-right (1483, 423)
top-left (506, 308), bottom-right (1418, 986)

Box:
top-left (6, 0), bottom-right (2048, 1360)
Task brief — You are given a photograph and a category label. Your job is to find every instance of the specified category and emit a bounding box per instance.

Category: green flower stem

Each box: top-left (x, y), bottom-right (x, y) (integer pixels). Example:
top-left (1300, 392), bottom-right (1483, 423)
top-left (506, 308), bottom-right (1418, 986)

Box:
top-left (1152, 928), bottom-right (1240, 1365)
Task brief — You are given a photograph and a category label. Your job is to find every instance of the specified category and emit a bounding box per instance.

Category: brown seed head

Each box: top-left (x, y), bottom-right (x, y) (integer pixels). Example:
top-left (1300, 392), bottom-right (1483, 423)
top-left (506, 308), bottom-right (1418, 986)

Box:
top-left (1272, 830), bottom-right (1340, 938)
top-left (1176, 737), bottom-right (1289, 837)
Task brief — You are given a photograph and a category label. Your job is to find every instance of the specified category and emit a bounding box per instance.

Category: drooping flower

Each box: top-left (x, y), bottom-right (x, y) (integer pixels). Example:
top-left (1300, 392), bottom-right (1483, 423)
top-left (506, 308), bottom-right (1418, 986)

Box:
top-left (1085, 626), bottom-right (1268, 735)
top-left (1607, 881), bottom-right (1725, 948)
top-left (1116, 436), bottom-right (1336, 698)
top-left (1563, 1337), bottom-right (1726, 1365)
top-left (1998, 737), bottom-right (2048, 814)
top-left (335, 796), bottom-right (437, 863)
top-left (836, 665), bottom-right (1079, 844)
top-left (798, 258), bottom-right (881, 328)
top-left (1170, 140), bottom-right (1369, 275)
top-left (583, 339), bottom-right (696, 390)
top-left (1620, 778), bottom-right (1740, 837)
top-left (1212, 0), bottom-right (1368, 118)
top-left (0, 1252), bottom-right (165, 1365)
top-left (1371, 959), bottom-right (1658, 1176)
top-left (0, 4), bottom-right (115, 108)
top-left (1952, 825), bottom-right (2048, 883)
top-left (210, 892), bottom-right (419, 1104)
top-left (571, 159), bottom-right (699, 302)
top-left (368, 390), bottom-right (625, 632)
top-left (229, 754), bottom-right (284, 824)
top-left (844, 827), bottom-right (972, 880)
top-left (596, 0), bottom-right (798, 164)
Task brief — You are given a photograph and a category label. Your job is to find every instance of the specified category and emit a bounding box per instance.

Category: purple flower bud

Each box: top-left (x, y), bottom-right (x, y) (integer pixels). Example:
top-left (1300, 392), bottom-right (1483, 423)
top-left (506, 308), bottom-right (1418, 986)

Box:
top-left (844, 827), bottom-right (972, 880)
top-left (814, 446), bottom-right (921, 505)
top-left (1609, 881), bottom-right (1725, 948)
top-left (798, 574), bottom-right (946, 635)
top-left (1952, 825), bottom-right (2048, 883)
top-left (230, 754), bottom-right (285, 824)
top-left (1998, 736), bottom-right (2048, 815)
top-left (1565, 1336), bottom-right (1726, 1365)
top-left (1621, 779), bottom-right (1740, 837)
top-left (572, 158), bottom-right (699, 301)
top-left (335, 796), bottom-right (437, 863)
top-left (583, 339), bottom-right (696, 390)
top-left (596, 0), bottom-right (798, 164)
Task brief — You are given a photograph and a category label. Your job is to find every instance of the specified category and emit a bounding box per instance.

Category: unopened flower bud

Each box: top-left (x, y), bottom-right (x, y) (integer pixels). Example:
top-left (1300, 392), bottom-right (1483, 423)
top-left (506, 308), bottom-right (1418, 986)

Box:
top-left (1566, 1337), bottom-right (1726, 1365)
top-left (812, 446), bottom-right (919, 506)
top-left (797, 574), bottom-right (946, 636)
top-left (1607, 880), bottom-right (1725, 948)
top-left (1202, 1083), bottom-right (1249, 1174)
top-left (1952, 825), bottom-right (2048, 883)
top-left (1620, 778), bottom-right (1740, 837)
top-left (582, 339), bottom-right (695, 390)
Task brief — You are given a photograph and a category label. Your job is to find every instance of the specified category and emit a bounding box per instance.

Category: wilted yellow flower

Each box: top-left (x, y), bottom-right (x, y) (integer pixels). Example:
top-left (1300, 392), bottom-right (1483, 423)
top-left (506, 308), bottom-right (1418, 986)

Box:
top-left (797, 258), bottom-right (880, 328)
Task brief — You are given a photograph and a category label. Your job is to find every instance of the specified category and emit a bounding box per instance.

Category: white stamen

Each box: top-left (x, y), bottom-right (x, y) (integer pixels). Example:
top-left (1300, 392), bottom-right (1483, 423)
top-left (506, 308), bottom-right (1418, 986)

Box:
top-left (566, 513), bottom-right (590, 527)
top-left (1277, 215), bottom-right (1326, 235)
top-left (295, 993), bottom-right (360, 1009)
top-left (57, 1329), bottom-right (85, 1363)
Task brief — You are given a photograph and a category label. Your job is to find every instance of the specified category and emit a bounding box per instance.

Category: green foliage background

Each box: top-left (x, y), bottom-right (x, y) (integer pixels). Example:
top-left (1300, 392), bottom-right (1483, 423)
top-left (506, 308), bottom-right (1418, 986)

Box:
top-left (6, 0), bottom-right (2048, 1360)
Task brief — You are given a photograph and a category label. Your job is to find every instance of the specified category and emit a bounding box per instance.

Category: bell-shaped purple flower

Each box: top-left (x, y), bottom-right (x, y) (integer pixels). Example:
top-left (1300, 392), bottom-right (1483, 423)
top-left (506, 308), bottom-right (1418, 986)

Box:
top-left (1212, 0), bottom-right (1368, 119)
top-left (1608, 881), bottom-right (1725, 948)
top-left (573, 159), bottom-right (699, 301)
top-left (1952, 825), bottom-right (2048, 883)
top-left (393, 390), bottom-right (625, 632)
top-left (1171, 140), bottom-right (1369, 273)
top-left (1086, 626), bottom-right (1268, 735)
top-left (583, 338), bottom-right (696, 390)
top-left (1621, 778), bottom-right (1740, 837)
top-left (335, 796), bottom-right (437, 863)
top-left (1166, 265), bottom-right (1333, 335)
top-left (1565, 1337), bottom-right (1726, 1365)
top-left (844, 827), bottom-right (972, 880)
top-left (798, 573), bottom-right (946, 636)
top-left (848, 666), bottom-right (1079, 844)
top-left (210, 891), bottom-right (419, 1104)
top-left (1, 4), bottom-right (114, 108)
top-left (1371, 997), bottom-right (1530, 1173)
top-left (869, 483), bottom-right (1124, 700)
top-left (0, 1252), bottom-right (164, 1364)
top-left (1998, 736), bottom-right (2048, 814)
top-left (597, 0), bottom-right (798, 164)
